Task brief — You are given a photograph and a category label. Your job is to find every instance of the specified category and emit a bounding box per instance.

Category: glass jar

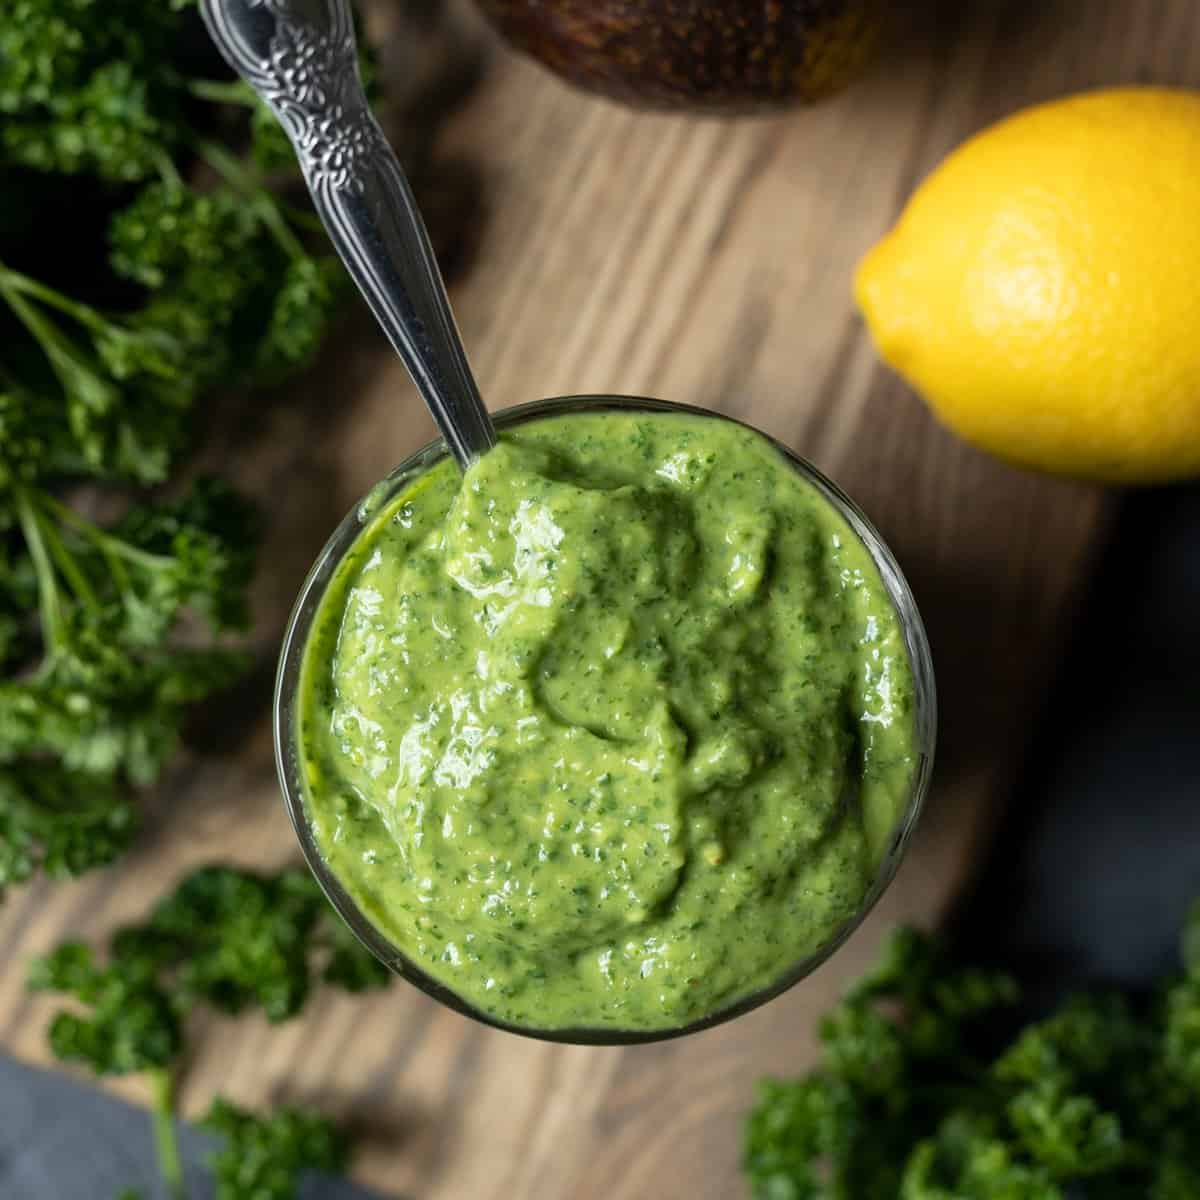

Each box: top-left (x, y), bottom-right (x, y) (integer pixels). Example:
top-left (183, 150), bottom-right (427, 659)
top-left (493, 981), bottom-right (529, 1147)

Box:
top-left (274, 395), bottom-right (937, 1044)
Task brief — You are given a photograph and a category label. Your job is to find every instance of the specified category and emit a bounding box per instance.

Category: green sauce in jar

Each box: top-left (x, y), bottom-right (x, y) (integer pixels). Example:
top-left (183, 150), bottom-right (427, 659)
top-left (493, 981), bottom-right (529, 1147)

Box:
top-left (298, 410), bottom-right (920, 1031)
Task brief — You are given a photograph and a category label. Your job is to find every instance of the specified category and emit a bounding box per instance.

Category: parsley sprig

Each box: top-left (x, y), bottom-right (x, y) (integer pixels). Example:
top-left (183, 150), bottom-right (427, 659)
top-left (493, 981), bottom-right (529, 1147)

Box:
top-left (745, 906), bottom-right (1200, 1198)
top-left (30, 864), bottom-right (390, 1200)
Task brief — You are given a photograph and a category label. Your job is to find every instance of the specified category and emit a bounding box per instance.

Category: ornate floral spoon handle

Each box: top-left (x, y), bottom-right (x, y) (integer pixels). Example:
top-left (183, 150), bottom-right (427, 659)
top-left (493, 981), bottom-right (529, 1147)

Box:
top-left (200, 0), bottom-right (495, 468)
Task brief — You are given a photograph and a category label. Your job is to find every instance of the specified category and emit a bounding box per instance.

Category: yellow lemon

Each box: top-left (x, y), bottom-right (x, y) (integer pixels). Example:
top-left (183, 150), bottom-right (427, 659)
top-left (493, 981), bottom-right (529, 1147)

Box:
top-left (856, 87), bottom-right (1200, 484)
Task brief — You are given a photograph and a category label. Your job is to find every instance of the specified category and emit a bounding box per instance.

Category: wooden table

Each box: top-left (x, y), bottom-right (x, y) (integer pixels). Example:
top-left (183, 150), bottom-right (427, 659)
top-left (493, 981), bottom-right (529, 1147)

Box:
top-left (8, 0), bottom-right (1198, 1194)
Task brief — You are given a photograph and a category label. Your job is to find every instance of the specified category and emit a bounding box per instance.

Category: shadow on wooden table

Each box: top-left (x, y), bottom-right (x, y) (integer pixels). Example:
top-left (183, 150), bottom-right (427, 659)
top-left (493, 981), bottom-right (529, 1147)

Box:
top-left (885, 0), bottom-right (1200, 131)
top-left (884, 487), bottom-right (1109, 831)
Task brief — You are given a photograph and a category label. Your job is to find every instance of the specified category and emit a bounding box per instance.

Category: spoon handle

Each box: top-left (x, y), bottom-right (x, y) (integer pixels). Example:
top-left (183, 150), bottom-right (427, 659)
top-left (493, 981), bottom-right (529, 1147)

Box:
top-left (200, 0), bottom-right (495, 467)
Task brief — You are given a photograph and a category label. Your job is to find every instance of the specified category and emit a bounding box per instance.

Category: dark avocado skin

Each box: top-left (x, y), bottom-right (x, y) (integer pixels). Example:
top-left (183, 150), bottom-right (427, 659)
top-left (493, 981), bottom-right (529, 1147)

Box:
top-left (473, 0), bottom-right (883, 112)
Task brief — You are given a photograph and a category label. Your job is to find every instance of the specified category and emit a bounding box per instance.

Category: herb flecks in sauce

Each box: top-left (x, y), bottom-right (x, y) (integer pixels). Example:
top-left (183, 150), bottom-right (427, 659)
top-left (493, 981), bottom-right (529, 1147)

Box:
top-left (300, 413), bottom-right (918, 1031)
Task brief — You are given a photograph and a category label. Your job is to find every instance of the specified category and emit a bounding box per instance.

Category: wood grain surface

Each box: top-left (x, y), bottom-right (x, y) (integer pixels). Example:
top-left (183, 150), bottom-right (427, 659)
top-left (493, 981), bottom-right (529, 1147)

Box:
top-left (7, 0), bottom-right (1198, 1195)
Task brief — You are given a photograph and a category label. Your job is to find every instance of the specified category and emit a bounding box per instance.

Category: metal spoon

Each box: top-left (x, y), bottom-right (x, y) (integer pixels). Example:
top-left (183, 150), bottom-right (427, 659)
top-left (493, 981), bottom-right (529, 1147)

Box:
top-left (199, 0), bottom-right (496, 468)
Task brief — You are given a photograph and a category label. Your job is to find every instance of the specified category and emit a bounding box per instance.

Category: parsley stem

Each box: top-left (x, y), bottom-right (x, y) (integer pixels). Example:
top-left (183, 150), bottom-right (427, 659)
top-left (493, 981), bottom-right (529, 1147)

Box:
top-left (149, 1067), bottom-right (185, 1200)
top-left (35, 504), bottom-right (100, 610)
top-left (0, 262), bottom-right (108, 334)
top-left (43, 500), bottom-right (133, 596)
top-left (0, 265), bottom-right (119, 410)
top-left (38, 493), bottom-right (172, 574)
top-left (187, 78), bottom-right (257, 107)
top-left (154, 148), bottom-right (183, 190)
top-left (13, 487), bottom-right (65, 652)
top-left (197, 140), bottom-right (307, 262)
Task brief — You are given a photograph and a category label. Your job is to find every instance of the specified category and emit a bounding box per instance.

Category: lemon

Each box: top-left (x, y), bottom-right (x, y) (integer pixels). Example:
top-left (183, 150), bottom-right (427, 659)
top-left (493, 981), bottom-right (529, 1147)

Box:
top-left (856, 87), bottom-right (1200, 484)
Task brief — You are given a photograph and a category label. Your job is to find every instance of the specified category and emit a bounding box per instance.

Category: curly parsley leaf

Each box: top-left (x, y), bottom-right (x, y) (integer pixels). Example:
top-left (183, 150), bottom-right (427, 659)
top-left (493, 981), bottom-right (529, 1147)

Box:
top-left (745, 905), bottom-right (1200, 1199)
top-left (0, 482), bottom-right (256, 891)
top-left (31, 864), bottom-right (387, 1200)
top-left (108, 865), bottom-right (389, 1021)
top-left (28, 941), bottom-right (182, 1076)
top-left (202, 1097), bottom-right (350, 1200)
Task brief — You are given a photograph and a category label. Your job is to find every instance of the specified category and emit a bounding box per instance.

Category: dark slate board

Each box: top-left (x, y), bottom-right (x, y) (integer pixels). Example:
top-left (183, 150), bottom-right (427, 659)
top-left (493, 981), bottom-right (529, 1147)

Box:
top-left (0, 1053), bottom-right (383, 1200)
top-left (954, 483), bottom-right (1200, 999)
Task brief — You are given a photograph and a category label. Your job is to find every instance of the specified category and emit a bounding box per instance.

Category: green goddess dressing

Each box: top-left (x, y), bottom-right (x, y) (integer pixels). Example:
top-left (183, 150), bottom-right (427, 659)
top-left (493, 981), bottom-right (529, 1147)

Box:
top-left (298, 411), bottom-right (919, 1032)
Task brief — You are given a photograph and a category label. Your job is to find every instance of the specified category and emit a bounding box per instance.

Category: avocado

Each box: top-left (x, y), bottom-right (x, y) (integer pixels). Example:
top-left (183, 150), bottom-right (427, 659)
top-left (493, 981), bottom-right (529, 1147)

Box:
top-left (472, 0), bottom-right (883, 112)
